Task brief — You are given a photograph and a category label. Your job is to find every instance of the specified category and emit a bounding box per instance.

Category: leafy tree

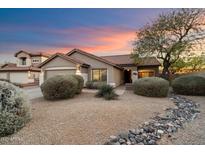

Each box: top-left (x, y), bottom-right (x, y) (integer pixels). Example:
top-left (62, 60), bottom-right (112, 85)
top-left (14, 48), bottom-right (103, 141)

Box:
top-left (187, 55), bottom-right (205, 71)
top-left (170, 58), bottom-right (187, 73)
top-left (132, 9), bottom-right (205, 80)
top-left (170, 54), bottom-right (205, 73)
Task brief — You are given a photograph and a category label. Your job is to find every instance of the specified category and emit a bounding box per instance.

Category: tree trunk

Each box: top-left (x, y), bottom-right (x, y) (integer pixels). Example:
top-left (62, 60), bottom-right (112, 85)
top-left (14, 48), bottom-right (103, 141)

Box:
top-left (162, 60), bottom-right (170, 80)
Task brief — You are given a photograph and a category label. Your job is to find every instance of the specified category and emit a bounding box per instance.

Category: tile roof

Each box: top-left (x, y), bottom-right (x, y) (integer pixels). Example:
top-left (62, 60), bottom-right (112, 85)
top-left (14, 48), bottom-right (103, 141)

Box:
top-left (101, 54), bottom-right (133, 65)
top-left (1, 63), bottom-right (17, 68)
top-left (137, 57), bottom-right (161, 66)
top-left (101, 54), bottom-right (161, 66)
top-left (0, 66), bottom-right (40, 72)
top-left (0, 63), bottom-right (41, 72)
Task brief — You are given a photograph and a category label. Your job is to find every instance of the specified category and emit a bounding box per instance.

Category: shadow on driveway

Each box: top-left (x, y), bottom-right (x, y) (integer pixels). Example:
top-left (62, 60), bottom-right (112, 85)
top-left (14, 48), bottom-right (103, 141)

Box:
top-left (23, 86), bottom-right (43, 100)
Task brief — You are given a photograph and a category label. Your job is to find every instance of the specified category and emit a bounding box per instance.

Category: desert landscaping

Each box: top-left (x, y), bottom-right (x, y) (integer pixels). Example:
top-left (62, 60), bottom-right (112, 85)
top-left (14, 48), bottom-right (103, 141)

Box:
top-left (0, 89), bottom-right (174, 144)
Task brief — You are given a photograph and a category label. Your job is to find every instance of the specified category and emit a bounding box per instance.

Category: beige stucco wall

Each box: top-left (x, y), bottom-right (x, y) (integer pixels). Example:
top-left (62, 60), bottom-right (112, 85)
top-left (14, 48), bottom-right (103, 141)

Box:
top-left (112, 67), bottom-right (124, 86)
top-left (81, 67), bottom-right (88, 73)
top-left (123, 66), bottom-right (137, 71)
top-left (41, 56), bottom-right (48, 63)
top-left (31, 56), bottom-right (41, 66)
top-left (69, 52), bottom-right (123, 86)
top-left (31, 56), bottom-right (48, 65)
top-left (41, 57), bottom-right (77, 70)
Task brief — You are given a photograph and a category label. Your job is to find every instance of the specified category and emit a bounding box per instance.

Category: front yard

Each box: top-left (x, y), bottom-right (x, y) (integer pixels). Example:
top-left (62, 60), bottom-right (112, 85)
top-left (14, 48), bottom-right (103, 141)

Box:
top-left (0, 90), bottom-right (174, 145)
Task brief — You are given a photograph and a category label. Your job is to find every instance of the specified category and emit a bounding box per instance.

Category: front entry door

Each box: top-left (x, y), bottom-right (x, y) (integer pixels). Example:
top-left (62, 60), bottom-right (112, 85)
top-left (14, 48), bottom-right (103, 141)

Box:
top-left (124, 69), bottom-right (132, 83)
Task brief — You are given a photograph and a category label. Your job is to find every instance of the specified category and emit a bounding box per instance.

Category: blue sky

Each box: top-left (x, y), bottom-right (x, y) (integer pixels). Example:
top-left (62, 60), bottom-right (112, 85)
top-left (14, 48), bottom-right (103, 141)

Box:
top-left (0, 8), bottom-right (171, 63)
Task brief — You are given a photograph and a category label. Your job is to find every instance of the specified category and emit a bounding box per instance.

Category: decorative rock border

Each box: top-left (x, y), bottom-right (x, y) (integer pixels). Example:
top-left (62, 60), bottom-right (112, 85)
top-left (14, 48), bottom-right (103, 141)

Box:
top-left (105, 94), bottom-right (200, 145)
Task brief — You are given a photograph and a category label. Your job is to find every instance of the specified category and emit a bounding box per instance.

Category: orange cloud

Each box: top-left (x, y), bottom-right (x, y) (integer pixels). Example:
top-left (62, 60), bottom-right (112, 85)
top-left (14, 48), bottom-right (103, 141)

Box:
top-left (44, 26), bottom-right (137, 55)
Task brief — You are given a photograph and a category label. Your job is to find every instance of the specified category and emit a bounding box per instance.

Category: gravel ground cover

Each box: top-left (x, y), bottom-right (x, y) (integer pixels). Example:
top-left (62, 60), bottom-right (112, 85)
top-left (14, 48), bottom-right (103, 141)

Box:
top-left (159, 96), bottom-right (205, 145)
top-left (105, 95), bottom-right (200, 145)
top-left (0, 90), bottom-right (173, 145)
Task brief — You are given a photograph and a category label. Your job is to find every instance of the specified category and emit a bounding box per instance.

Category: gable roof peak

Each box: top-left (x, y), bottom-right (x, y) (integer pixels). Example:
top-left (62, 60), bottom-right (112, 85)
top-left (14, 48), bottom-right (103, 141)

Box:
top-left (14, 50), bottom-right (50, 58)
top-left (38, 52), bottom-right (89, 68)
top-left (66, 48), bottom-right (123, 70)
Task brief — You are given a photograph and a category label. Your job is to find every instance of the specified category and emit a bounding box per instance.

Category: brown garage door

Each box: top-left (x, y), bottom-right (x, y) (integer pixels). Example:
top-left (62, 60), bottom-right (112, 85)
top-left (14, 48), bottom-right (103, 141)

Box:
top-left (45, 69), bottom-right (76, 80)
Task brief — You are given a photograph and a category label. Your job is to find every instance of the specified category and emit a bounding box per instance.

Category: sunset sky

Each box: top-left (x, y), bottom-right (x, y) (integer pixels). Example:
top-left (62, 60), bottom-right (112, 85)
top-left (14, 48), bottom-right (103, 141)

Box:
top-left (0, 8), bottom-right (171, 63)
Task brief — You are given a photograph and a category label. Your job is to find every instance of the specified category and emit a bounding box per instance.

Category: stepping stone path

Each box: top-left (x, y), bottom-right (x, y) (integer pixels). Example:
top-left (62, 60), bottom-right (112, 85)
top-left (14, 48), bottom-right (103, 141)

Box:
top-left (105, 94), bottom-right (200, 145)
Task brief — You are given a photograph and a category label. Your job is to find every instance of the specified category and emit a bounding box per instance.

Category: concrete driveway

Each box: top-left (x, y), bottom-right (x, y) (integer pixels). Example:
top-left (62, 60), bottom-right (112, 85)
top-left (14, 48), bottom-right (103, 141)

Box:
top-left (23, 86), bottom-right (43, 100)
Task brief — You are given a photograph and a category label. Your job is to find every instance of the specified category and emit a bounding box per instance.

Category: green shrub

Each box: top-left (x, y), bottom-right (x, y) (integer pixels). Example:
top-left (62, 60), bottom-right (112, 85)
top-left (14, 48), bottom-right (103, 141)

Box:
top-left (71, 75), bottom-right (84, 94)
top-left (40, 75), bottom-right (78, 100)
top-left (0, 78), bottom-right (10, 82)
top-left (104, 91), bottom-right (118, 100)
top-left (86, 81), bottom-right (106, 89)
top-left (133, 77), bottom-right (169, 97)
top-left (0, 81), bottom-right (31, 137)
top-left (96, 84), bottom-right (118, 100)
top-left (172, 75), bottom-right (205, 96)
top-left (93, 82), bottom-right (106, 89)
top-left (85, 81), bottom-right (93, 89)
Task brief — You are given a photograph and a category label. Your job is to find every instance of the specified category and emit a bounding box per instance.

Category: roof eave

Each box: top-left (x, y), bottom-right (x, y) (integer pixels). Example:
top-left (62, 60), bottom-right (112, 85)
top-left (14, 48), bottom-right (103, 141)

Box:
top-left (67, 49), bottom-right (123, 70)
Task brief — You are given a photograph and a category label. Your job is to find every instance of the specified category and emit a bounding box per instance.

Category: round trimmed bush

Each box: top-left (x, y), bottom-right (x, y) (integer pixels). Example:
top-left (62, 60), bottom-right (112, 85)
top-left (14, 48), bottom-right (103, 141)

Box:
top-left (172, 75), bottom-right (205, 96)
top-left (133, 77), bottom-right (169, 97)
top-left (71, 75), bottom-right (84, 94)
top-left (0, 81), bottom-right (31, 137)
top-left (40, 75), bottom-right (78, 100)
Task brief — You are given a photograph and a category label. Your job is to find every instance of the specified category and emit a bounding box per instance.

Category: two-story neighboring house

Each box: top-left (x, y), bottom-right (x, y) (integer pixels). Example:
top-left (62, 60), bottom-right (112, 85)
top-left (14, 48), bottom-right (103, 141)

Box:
top-left (0, 50), bottom-right (49, 84)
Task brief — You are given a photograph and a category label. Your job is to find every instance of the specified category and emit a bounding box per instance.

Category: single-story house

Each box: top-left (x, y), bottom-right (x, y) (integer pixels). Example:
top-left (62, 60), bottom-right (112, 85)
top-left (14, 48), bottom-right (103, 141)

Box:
top-left (38, 48), bottom-right (161, 87)
top-left (0, 50), bottom-right (49, 84)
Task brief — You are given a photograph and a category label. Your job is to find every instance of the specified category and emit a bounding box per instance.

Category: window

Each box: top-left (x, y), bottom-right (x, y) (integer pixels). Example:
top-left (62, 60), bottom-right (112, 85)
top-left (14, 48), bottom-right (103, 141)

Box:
top-left (21, 57), bottom-right (26, 65)
top-left (32, 59), bottom-right (40, 63)
top-left (138, 70), bottom-right (155, 78)
top-left (92, 69), bottom-right (107, 82)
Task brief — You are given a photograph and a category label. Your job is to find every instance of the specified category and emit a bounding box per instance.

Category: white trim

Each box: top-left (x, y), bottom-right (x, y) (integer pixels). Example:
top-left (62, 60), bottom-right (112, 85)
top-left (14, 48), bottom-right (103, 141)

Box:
top-left (107, 69), bottom-right (109, 84)
top-left (45, 67), bottom-right (76, 70)
top-left (90, 68), bottom-right (92, 81)
top-left (39, 71), bottom-right (44, 85)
